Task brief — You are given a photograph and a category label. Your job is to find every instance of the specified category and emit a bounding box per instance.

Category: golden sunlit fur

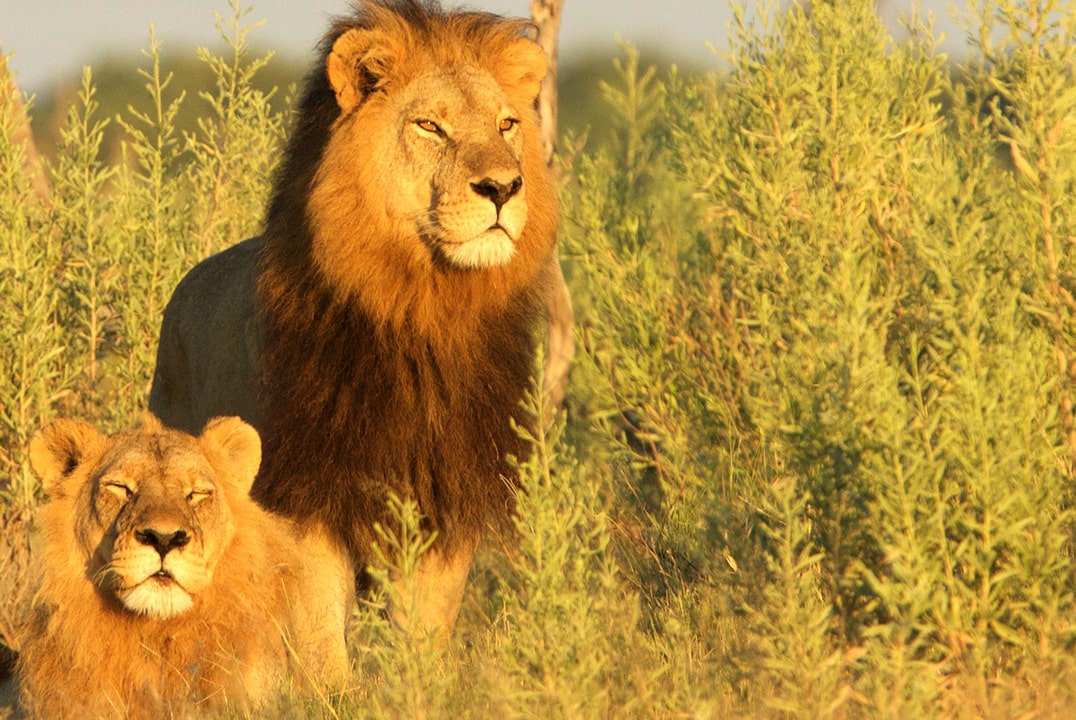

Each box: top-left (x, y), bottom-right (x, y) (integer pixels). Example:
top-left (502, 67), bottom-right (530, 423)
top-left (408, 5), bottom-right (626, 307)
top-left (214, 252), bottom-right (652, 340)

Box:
top-left (18, 415), bottom-right (347, 719)
top-left (150, 0), bottom-right (561, 640)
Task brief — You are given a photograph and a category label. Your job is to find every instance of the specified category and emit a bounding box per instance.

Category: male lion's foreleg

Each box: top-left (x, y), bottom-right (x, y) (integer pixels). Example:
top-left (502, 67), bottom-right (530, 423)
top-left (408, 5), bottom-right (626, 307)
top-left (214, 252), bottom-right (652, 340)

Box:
top-left (288, 525), bottom-right (354, 688)
top-left (390, 539), bottom-right (477, 643)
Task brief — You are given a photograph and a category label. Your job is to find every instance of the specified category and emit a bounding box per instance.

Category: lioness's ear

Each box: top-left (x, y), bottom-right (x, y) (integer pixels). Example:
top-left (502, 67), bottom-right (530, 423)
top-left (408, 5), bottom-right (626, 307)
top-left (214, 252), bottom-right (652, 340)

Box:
top-left (138, 411), bottom-right (164, 433)
top-left (200, 417), bottom-right (262, 495)
top-left (499, 37), bottom-right (548, 103)
top-left (29, 419), bottom-right (105, 494)
top-left (327, 28), bottom-right (398, 112)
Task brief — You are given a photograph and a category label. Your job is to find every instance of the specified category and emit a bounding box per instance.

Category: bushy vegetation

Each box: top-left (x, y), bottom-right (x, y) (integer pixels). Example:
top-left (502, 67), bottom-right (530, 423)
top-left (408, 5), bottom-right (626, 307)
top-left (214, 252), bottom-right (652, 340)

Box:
top-left (2, 0), bottom-right (1076, 717)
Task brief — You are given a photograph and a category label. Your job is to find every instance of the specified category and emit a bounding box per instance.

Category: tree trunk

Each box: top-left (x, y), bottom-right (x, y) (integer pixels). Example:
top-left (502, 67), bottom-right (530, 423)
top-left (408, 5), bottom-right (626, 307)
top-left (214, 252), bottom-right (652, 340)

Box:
top-left (530, 0), bottom-right (574, 414)
top-left (530, 0), bottom-right (563, 164)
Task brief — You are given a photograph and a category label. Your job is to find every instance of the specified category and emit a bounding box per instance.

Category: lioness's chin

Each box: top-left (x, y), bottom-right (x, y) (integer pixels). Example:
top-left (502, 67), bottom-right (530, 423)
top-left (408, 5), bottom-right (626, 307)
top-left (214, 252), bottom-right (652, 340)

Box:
top-left (440, 229), bottom-right (516, 268)
top-left (118, 578), bottom-right (195, 619)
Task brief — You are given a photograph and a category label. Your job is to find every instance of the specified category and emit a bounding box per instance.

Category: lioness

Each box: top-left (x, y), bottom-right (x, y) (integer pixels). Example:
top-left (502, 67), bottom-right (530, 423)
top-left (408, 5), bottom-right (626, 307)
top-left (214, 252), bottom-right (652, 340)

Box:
top-left (18, 414), bottom-right (348, 719)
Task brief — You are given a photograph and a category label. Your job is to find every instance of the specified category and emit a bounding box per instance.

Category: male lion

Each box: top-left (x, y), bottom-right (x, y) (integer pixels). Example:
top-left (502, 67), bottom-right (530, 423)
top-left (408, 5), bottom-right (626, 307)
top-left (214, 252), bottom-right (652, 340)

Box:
top-left (18, 414), bottom-right (347, 719)
top-left (149, 0), bottom-right (562, 641)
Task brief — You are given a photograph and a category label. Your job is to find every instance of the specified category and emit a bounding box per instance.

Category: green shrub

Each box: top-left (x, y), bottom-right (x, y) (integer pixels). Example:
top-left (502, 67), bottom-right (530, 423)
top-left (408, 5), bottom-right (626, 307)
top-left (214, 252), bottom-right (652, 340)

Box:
top-left (562, 0), bottom-right (1076, 715)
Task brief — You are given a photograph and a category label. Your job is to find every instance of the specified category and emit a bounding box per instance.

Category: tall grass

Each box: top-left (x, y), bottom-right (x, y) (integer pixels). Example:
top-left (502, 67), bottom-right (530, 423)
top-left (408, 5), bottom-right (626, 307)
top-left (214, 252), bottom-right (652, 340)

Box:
top-left (2, 0), bottom-right (1075, 717)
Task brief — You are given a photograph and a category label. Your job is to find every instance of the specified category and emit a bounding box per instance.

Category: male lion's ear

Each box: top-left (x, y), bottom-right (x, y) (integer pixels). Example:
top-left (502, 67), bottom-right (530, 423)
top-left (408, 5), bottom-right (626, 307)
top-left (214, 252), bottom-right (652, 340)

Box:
top-left (29, 419), bottom-right (105, 494)
top-left (200, 416), bottom-right (262, 495)
top-left (327, 28), bottom-right (398, 112)
top-left (499, 37), bottom-right (548, 103)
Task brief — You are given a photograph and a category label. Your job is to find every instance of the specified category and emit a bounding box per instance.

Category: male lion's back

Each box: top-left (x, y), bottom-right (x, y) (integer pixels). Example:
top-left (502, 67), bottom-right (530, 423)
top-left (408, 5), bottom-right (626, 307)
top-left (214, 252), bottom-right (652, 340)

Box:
top-left (150, 237), bottom-right (263, 434)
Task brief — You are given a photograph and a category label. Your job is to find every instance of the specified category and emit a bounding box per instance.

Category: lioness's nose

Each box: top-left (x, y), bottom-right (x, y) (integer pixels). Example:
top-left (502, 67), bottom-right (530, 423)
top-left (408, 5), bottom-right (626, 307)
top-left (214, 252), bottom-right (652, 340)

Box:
top-left (471, 175), bottom-right (522, 212)
top-left (135, 528), bottom-right (190, 558)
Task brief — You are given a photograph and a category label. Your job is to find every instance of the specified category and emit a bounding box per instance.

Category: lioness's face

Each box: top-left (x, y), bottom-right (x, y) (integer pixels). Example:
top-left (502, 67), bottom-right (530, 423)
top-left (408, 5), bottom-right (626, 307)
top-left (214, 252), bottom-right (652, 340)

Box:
top-left (84, 433), bottom-right (233, 619)
top-left (30, 416), bottom-right (260, 622)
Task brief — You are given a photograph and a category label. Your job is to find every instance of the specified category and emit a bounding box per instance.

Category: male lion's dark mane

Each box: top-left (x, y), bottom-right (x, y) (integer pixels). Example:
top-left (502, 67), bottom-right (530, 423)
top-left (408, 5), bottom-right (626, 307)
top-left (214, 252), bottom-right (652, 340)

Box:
top-left (249, 0), bottom-right (550, 560)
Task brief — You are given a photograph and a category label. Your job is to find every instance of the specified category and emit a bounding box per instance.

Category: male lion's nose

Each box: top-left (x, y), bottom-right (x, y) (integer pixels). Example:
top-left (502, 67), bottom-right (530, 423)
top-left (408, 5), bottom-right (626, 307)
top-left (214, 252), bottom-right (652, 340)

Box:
top-left (135, 528), bottom-right (190, 558)
top-left (471, 175), bottom-right (523, 212)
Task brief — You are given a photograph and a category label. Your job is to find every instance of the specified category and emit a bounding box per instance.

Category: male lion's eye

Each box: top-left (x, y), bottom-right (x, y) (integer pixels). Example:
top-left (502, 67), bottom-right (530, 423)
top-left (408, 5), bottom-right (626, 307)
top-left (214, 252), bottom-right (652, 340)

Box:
top-left (498, 117), bottom-right (518, 133)
top-left (416, 119), bottom-right (441, 134)
top-left (103, 482), bottom-right (133, 499)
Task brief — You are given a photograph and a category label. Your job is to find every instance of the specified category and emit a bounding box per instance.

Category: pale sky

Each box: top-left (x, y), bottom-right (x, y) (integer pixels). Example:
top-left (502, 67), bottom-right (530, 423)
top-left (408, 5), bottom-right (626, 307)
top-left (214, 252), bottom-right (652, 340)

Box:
top-left (4, 1), bottom-right (728, 94)
top-left (3, 1), bottom-right (963, 95)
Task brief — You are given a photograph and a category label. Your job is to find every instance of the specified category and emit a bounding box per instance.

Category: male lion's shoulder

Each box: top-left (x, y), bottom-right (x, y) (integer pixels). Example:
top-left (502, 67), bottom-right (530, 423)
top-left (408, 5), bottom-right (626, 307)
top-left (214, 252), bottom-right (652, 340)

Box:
top-left (151, 238), bottom-right (264, 434)
top-left (174, 236), bottom-right (262, 299)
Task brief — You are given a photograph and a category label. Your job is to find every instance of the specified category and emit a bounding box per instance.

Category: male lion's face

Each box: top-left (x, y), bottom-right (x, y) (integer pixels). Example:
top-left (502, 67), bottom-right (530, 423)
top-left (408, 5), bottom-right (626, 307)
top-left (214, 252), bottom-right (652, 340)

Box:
top-left (387, 69), bottom-right (530, 269)
top-left (30, 415), bottom-right (261, 620)
top-left (313, 26), bottom-right (549, 276)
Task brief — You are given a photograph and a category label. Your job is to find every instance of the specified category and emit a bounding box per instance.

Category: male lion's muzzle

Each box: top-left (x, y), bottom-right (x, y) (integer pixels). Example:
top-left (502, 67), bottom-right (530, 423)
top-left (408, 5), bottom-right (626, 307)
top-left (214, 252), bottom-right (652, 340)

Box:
top-left (471, 174), bottom-right (523, 213)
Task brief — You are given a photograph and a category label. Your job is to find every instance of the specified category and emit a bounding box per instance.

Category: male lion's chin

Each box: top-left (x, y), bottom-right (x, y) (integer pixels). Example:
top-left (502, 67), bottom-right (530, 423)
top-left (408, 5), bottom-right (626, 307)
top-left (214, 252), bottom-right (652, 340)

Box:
top-left (440, 229), bottom-right (516, 268)
top-left (117, 578), bottom-right (195, 619)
